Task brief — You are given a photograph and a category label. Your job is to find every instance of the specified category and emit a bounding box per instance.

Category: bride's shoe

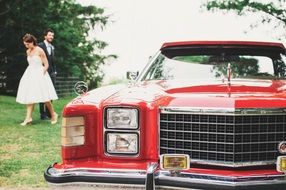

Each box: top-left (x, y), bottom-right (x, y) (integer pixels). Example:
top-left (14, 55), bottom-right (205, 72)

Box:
top-left (20, 119), bottom-right (33, 126)
top-left (51, 113), bottom-right (58, 125)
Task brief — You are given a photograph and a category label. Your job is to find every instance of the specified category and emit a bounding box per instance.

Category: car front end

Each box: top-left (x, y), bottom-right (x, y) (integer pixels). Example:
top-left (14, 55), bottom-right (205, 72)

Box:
top-left (45, 41), bottom-right (286, 190)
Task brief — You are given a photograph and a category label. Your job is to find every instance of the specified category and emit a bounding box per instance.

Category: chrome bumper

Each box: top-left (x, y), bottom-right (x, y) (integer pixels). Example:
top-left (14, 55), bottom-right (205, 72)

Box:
top-left (44, 163), bottom-right (286, 190)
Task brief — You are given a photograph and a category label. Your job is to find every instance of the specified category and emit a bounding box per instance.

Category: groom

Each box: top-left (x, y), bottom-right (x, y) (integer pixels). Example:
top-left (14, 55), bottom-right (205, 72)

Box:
top-left (38, 28), bottom-right (57, 120)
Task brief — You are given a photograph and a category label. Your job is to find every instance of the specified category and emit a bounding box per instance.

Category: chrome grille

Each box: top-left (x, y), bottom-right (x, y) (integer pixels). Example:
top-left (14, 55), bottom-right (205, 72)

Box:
top-left (159, 108), bottom-right (286, 167)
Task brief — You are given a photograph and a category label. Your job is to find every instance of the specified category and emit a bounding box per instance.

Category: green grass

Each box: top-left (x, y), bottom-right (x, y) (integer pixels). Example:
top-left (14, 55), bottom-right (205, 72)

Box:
top-left (0, 95), bottom-right (75, 188)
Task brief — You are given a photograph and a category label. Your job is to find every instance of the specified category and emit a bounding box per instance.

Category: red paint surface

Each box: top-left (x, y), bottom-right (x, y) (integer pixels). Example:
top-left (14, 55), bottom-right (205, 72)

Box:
top-left (57, 41), bottom-right (286, 178)
top-left (161, 40), bottom-right (285, 49)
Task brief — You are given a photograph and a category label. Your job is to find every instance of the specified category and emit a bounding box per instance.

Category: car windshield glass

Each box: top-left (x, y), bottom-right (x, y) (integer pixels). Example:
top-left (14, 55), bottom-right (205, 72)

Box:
top-left (142, 49), bottom-right (286, 81)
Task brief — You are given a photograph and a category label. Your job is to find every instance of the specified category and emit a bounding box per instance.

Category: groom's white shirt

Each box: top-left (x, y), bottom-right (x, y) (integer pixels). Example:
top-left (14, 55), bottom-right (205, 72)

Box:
top-left (44, 40), bottom-right (54, 55)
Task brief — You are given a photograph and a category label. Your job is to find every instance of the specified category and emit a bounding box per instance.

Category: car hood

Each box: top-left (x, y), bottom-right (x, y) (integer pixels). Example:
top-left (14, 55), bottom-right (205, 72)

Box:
top-left (82, 79), bottom-right (286, 108)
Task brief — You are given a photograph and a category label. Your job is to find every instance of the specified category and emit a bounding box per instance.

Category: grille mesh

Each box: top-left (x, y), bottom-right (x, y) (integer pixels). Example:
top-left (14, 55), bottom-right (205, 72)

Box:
top-left (160, 113), bottom-right (286, 166)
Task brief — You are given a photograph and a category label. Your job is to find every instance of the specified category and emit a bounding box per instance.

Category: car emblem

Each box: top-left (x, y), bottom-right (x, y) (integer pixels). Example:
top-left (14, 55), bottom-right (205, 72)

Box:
top-left (278, 142), bottom-right (286, 154)
top-left (74, 81), bottom-right (88, 95)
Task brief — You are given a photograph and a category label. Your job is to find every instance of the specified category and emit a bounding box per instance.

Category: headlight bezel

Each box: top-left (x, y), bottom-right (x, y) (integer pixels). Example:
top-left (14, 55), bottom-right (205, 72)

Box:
top-left (104, 107), bottom-right (140, 130)
top-left (105, 132), bottom-right (139, 155)
top-left (103, 106), bottom-right (140, 157)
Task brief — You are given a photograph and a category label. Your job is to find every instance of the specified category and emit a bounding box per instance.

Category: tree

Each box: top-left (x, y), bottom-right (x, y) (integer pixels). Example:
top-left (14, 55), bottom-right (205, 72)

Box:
top-left (204, 0), bottom-right (286, 40)
top-left (0, 0), bottom-right (116, 95)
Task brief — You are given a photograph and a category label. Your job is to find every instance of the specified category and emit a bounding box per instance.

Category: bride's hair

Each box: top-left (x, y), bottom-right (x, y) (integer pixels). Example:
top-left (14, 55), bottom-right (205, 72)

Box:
top-left (23, 33), bottom-right (37, 45)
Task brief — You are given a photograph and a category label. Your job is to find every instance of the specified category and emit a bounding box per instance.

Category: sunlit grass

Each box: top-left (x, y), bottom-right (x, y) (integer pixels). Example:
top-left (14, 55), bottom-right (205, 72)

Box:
top-left (0, 95), bottom-right (75, 188)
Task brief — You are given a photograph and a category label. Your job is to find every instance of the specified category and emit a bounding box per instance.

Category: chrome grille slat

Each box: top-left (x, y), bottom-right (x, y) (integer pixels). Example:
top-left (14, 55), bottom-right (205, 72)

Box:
top-left (159, 109), bottom-right (286, 167)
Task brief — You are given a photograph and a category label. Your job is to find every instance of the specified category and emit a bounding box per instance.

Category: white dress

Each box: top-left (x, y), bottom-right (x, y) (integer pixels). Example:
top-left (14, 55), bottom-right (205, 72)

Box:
top-left (16, 55), bottom-right (58, 104)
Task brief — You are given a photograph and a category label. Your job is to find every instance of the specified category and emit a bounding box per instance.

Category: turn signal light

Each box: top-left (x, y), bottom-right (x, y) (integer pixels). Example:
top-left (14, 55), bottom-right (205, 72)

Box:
top-left (61, 116), bottom-right (85, 147)
top-left (160, 154), bottom-right (190, 170)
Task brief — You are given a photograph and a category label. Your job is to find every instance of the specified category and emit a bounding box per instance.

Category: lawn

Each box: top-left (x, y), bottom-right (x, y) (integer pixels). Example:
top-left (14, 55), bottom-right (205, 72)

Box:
top-left (0, 95), bottom-right (75, 188)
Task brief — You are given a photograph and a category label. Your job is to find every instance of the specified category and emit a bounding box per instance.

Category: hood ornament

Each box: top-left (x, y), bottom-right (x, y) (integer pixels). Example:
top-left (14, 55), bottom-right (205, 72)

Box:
top-left (227, 63), bottom-right (232, 97)
top-left (227, 63), bottom-right (231, 86)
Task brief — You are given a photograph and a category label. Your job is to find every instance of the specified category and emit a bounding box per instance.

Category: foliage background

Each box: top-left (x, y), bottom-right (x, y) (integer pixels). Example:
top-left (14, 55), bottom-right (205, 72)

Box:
top-left (0, 0), bottom-right (116, 95)
top-left (205, 0), bottom-right (286, 40)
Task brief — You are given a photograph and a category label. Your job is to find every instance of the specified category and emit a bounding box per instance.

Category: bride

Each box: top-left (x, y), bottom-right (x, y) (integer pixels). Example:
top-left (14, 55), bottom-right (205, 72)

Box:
top-left (16, 33), bottom-right (58, 126)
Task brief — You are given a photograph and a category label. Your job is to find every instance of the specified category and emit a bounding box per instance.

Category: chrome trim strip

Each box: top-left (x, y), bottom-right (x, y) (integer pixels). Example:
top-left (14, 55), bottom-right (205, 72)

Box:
top-left (183, 159), bottom-right (275, 168)
top-left (47, 182), bottom-right (146, 190)
top-left (48, 167), bottom-right (146, 178)
top-left (137, 51), bottom-right (161, 82)
top-left (102, 106), bottom-right (141, 158)
top-left (159, 170), bottom-right (286, 182)
top-left (157, 107), bottom-right (161, 163)
top-left (160, 107), bottom-right (286, 115)
top-left (52, 167), bottom-right (146, 173)
top-left (46, 166), bottom-right (286, 187)
top-left (145, 162), bottom-right (158, 190)
top-left (147, 162), bottom-right (159, 174)
top-left (158, 170), bottom-right (286, 189)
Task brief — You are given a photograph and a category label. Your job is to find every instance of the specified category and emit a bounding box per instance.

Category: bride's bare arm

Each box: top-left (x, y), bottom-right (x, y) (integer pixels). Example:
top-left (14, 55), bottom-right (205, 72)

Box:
top-left (39, 48), bottom-right (49, 74)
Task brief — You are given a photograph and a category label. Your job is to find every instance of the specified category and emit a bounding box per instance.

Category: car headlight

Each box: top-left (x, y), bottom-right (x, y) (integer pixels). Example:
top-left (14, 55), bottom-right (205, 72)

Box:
top-left (106, 132), bottom-right (138, 154)
top-left (106, 108), bottom-right (138, 129)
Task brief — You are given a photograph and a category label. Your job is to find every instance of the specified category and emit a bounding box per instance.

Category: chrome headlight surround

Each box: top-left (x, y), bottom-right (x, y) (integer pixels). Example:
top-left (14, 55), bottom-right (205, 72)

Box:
top-left (105, 132), bottom-right (139, 155)
top-left (105, 107), bottom-right (139, 130)
top-left (104, 106), bottom-right (140, 156)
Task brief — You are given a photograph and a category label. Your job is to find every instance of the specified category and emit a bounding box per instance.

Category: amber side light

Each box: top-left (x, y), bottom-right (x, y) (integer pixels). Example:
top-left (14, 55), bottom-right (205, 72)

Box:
top-left (61, 117), bottom-right (85, 147)
top-left (277, 156), bottom-right (286, 173)
top-left (160, 154), bottom-right (190, 170)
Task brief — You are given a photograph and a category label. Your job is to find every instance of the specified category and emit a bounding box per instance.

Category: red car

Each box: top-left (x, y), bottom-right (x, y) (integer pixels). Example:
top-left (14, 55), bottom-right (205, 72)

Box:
top-left (45, 41), bottom-right (286, 190)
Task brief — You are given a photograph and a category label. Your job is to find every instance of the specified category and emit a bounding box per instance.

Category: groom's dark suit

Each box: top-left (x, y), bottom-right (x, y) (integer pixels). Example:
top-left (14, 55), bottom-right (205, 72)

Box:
top-left (38, 42), bottom-right (56, 81)
top-left (38, 41), bottom-right (56, 119)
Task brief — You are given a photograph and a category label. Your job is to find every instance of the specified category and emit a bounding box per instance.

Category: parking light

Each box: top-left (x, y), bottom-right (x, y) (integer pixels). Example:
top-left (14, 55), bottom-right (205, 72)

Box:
top-left (160, 154), bottom-right (190, 170)
top-left (277, 156), bottom-right (286, 173)
top-left (61, 116), bottom-right (85, 147)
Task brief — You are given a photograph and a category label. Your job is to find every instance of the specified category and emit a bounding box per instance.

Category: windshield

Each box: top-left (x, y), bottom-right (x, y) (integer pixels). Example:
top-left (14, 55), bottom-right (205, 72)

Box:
top-left (142, 48), bottom-right (286, 81)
